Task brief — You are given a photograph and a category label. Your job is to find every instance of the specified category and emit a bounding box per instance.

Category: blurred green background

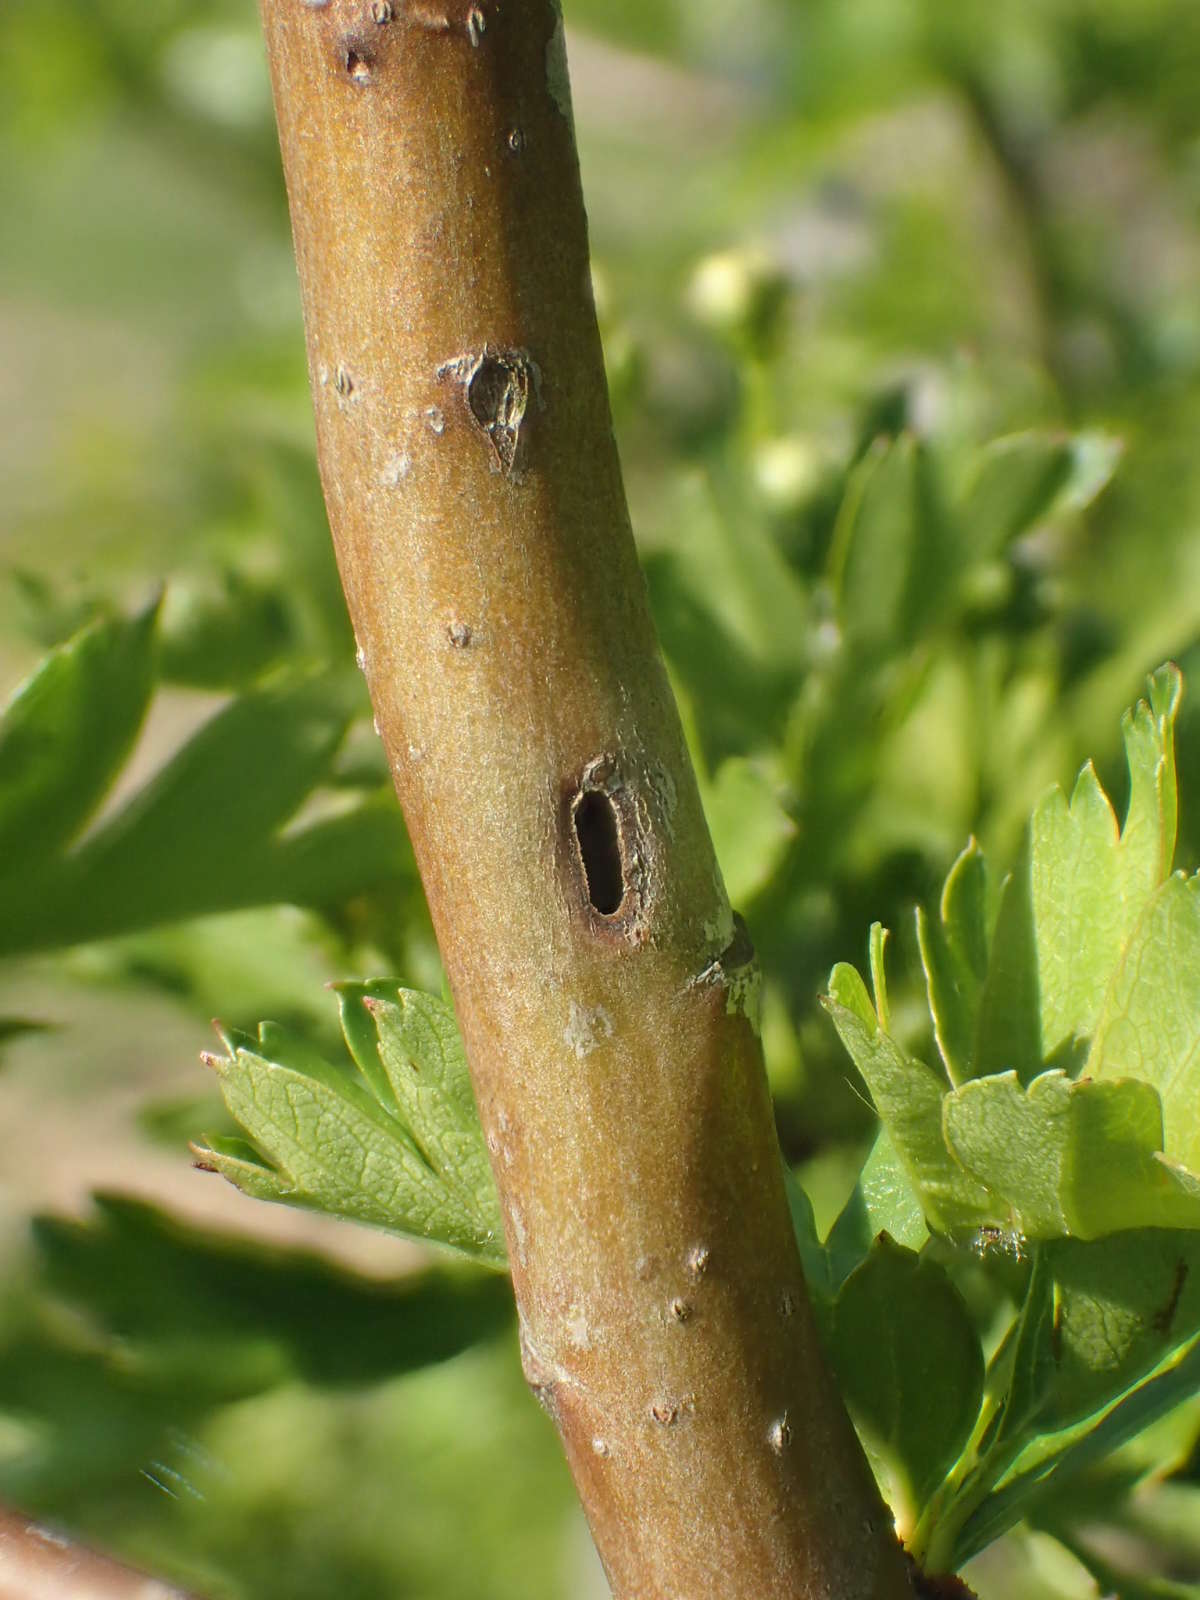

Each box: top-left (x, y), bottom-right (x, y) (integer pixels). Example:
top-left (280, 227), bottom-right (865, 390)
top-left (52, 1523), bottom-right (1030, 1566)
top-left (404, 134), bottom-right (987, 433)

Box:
top-left (1, 0), bottom-right (1199, 1595)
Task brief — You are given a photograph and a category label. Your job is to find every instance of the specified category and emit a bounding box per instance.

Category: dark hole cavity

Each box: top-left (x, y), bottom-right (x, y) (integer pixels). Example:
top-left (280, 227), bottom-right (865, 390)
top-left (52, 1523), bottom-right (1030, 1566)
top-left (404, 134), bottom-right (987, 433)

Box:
top-left (573, 791), bottom-right (624, 916)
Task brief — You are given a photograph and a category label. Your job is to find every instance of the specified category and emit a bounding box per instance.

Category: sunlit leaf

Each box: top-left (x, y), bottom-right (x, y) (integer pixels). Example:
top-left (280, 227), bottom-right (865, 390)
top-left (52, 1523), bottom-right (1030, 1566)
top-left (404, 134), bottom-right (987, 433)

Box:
top-left (976, 666), bottom-right (1180, 1080)
top-left (197, 986), bottom-right (505, 1268)
top-left (824, 961), bottom-right (992, 1238)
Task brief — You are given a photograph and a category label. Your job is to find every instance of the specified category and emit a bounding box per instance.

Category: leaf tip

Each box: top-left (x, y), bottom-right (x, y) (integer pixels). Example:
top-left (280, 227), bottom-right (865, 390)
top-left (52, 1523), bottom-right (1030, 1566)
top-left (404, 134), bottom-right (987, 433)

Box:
top-left (868, 923), bottom-right (891, 1032)
top-left (189, 1142), bottom-right (220, 1174)
top-left (1150, 659), bottom-right (1183, 717)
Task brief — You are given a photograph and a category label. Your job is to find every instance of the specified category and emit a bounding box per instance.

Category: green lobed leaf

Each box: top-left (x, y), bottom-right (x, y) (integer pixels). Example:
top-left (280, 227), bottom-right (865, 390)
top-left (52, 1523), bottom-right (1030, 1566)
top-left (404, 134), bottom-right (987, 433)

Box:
top-left (917, 838), bottom-right (990, 1086)
top-left (942, 1070), bottom-right (1200, 1241)
top-left (1042, 1231), bottom-right (1200, 1432)
top-left (829, 668), bottom-right (1200, 1269)
top-left (0, 1187), bottom-right (515, 1529)
top-left (943, 1072), bottom-right (1075, 1239)
top-left (1062, 1075), bottom-right (1200, 1236)
top-left (0, 671), bottom-right (412, 955)
top-left (941, 1239), bottom-right (1200, 1568)
top-left (957, 1336), bottom-right (1200, 1567)
top-left (855, 1129), bottom-right (930, 1252)
top-left (197, 986), bottom-right (505, 1268)
top-left (917, 1257), bottom-right (1061, 1573)
top-left (339, 984), bottom-right (500, 1246)
top-left (0, 601), bottom-right (158, 872)
top-left (831, 1234), bottom-right (984, 1522)
top-left (157, 568), bottom-right (297, 689)
top-left (29, 1193), bottom-right (512, 1400)
top-left (970, 836), bottom-right (1045, 1086)
top-left (1087, 872), bottom-right (1200, 1174)
top-left (975, 665), bottom-right (1181, 1081)
top-left (868, 921), bottom-right (892, 1033)
top-left (994, 1249), bottom-right (1060, 1453)
top-left (824, 959), bottom-right (992, 1238)
top-left (825, 1126), bottom-right (930, 1290)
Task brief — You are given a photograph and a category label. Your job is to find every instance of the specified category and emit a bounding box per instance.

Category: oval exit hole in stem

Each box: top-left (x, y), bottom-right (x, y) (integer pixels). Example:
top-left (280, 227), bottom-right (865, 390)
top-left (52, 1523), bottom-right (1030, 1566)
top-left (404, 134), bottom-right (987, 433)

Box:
top-left (573, 791), bottom-right (625, 916)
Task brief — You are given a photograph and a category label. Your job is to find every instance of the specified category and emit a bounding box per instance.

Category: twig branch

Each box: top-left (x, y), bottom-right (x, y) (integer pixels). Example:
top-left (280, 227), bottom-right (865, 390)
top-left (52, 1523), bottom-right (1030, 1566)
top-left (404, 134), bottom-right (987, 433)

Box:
top-left (256, 1), bottom-right (917, 1594)
top-left (0, 1508), bottom-right (198, 1600)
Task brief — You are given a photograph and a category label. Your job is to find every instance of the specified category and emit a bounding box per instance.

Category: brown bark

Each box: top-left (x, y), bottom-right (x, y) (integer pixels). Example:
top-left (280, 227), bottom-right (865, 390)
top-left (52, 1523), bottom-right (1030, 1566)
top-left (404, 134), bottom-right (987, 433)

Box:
top-left (257, 2), bottom-right (917, 1595)
top-left (0, 1508), bottom-right (198, 1600)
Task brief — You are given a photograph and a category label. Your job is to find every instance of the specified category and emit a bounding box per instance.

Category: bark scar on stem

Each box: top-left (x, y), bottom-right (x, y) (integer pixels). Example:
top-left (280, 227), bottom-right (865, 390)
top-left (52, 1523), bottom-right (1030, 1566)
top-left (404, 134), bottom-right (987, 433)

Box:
top-left (436, 346), bottom-right (542, 477)
top-left (406, 0), bottom-right (493, 43)
top-left (518, 1315), bottom-right (584, 1420)
top-left (689, 914), bottom-right (762, 1032)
